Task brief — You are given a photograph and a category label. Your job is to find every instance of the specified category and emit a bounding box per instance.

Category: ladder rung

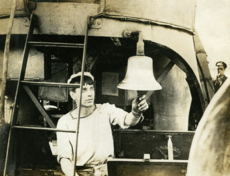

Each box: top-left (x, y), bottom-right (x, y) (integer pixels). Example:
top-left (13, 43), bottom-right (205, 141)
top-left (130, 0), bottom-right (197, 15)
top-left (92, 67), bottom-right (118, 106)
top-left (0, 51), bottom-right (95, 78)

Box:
top-left (13, 126), bottom-right (76, 133)
top-left (50, 114), bottom-right (64, 118)
top-left (21, 81), bottom-right (80, 88)
top-left (28, 41), bottom-right (84, 48)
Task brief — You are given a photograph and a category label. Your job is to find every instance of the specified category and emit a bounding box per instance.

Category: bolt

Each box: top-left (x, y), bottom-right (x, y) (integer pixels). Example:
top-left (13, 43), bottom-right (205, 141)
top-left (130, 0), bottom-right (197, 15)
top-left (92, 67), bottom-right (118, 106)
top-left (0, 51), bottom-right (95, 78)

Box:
top-left (28, 1), bottom-right (36, 10)
top-left (126, 31), bottom-right (131, 36)
top-left (97, 20), bottom-right (101, 25)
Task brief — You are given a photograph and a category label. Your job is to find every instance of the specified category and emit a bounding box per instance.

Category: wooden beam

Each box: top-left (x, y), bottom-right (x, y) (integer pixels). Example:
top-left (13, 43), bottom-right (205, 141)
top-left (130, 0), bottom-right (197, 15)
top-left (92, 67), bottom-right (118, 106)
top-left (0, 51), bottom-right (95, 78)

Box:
top-left (157, 61), bottom-right (175, 83)
top-left (161, 49), bottom-right (206, 112)
top-left (3, 12), bottom-right (36, 176)
top-left (28, 41), bottom-right (84, 48)
top-left (193, 30), bottom-right (215, 104)
top-left (0, 0), bottom-right (17, 122)
top-left (23, 85), bottom-right (55, 128)
top-left (13, 126), bottom-right (75, 133)
top-left (146, 61), bottom-right (174, 99)
top-left (21, 81), bottom-right (80, 88)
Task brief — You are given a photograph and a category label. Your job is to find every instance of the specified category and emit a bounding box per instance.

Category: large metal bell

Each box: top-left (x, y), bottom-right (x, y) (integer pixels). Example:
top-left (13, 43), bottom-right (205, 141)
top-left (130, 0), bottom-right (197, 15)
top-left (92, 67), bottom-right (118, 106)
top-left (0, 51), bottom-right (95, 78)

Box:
top-left (117, 56), bottom-right (162, 90)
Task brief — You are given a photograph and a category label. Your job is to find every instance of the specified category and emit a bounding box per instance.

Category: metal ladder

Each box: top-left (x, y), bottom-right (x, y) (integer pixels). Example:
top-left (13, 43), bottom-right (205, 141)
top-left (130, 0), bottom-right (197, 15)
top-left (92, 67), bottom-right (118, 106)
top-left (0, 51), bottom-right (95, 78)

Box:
top-left (3, 13), bottom-right (89, 176)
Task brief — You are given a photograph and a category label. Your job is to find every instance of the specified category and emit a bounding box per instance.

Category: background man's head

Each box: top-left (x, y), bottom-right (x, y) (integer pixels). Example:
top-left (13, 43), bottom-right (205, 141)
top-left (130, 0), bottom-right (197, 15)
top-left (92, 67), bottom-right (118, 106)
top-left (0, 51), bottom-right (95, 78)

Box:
top-left (216, 61), bottom-right (227, 76)
top-left (68, 72), bottom-right (95, 108)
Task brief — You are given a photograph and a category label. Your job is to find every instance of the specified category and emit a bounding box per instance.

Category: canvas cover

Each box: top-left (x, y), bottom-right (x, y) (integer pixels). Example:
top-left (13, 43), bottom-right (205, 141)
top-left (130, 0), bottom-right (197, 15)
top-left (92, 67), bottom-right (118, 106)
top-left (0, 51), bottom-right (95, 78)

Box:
top-left (103, 0), bottom-right (196, 33)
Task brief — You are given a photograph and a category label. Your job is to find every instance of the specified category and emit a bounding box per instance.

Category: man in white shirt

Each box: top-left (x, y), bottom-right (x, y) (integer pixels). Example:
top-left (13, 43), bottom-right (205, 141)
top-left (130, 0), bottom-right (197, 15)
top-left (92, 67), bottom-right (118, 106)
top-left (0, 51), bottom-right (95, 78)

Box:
top-left (57, 72), bottom-right (148, 176)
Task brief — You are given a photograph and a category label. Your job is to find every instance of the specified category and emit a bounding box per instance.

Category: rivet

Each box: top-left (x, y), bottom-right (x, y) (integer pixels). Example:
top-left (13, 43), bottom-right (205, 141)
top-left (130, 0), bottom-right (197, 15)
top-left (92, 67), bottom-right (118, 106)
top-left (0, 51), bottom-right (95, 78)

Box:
top-left (97, 20), bottom-right (101, 25)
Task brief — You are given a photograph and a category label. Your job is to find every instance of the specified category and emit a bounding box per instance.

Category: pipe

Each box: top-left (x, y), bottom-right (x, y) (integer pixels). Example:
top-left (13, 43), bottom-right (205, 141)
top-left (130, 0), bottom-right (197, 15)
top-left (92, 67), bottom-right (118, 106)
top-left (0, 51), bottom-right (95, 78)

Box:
top-left (167, 135), bottom-right (173, 160)
top-left (0, 0), bottom-right (17, 123)
top-left (72, 16), bottom-right (89, 176)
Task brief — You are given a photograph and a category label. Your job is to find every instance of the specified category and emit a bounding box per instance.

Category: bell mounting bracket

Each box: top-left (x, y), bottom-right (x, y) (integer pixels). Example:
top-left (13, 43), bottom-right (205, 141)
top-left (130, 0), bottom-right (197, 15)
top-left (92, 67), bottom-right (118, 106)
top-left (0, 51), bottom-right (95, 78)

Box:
top-left (123, 30), bottom-right (144, 56)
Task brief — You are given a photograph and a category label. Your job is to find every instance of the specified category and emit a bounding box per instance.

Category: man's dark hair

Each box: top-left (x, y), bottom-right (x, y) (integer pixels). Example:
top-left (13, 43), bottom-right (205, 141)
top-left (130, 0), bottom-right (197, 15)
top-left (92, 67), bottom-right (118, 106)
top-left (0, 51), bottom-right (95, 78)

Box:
top-left (69, 76), bottom-right (94, 92)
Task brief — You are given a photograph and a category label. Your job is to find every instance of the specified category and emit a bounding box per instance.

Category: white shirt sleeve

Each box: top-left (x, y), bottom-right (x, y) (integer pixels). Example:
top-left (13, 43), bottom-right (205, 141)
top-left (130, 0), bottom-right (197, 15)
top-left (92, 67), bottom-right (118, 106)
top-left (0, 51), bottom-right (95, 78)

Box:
top-left (56, 115), bottom-right (73, 163)
top-left (105, 103), bottom-right (129, 129)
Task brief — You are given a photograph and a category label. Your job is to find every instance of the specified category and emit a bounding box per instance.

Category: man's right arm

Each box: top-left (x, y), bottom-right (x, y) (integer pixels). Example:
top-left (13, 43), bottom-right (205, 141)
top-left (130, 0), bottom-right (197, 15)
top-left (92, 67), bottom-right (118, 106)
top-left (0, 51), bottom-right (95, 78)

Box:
top-left (57, 116), bottom-right (78, 176)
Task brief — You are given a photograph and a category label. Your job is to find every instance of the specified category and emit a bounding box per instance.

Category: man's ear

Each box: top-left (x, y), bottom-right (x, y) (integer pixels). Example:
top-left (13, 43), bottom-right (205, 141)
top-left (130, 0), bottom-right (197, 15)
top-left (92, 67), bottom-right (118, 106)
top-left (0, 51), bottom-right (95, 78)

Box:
top-left (69, 91), bottom-right (75, 100)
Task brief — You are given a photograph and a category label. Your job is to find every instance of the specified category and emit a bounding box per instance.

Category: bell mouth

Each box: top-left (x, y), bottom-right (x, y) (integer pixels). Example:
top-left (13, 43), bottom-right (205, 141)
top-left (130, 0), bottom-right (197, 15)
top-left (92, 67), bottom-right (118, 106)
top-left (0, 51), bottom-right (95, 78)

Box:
top-left (117, 81), bottom-right (162, 91)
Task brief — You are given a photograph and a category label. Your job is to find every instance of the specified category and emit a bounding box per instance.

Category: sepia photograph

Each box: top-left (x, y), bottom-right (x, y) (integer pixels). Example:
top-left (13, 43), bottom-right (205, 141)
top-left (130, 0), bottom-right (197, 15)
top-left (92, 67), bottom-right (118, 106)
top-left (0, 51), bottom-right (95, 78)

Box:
top-left (0, 0), bottom-right (230, 175)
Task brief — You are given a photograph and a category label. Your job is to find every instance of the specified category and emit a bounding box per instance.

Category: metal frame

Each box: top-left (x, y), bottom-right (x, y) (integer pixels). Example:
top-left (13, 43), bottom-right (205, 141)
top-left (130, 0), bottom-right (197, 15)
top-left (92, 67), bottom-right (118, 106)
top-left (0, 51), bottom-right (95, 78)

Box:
top-left (2, 8), bottom-right (214, 175)
top-left (160, 48), bottom-right (206, 112)
top-left (3, 14), bottom-right (90, 176)
top-left (3, 13), bottom-right (36, 176)
top-left (23, 85), bottom-right (55, 128)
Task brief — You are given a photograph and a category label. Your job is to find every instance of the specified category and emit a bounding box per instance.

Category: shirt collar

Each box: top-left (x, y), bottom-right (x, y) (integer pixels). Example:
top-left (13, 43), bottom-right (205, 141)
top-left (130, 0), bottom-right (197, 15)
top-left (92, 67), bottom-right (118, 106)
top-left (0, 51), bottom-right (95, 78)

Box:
top-left (69, 105), bottom-right (97, 119)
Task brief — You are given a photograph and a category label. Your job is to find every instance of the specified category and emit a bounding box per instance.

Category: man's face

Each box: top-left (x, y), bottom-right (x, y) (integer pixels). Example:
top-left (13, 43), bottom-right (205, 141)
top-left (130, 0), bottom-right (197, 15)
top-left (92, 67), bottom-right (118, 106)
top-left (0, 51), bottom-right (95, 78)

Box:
top-left (71, 84), bottom-right (95, 108)
top-left (217, 65), bottom-right (225, 76)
